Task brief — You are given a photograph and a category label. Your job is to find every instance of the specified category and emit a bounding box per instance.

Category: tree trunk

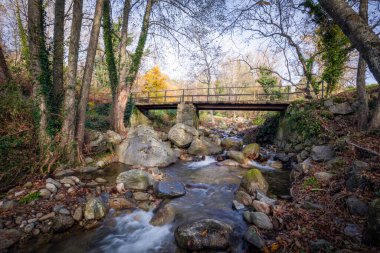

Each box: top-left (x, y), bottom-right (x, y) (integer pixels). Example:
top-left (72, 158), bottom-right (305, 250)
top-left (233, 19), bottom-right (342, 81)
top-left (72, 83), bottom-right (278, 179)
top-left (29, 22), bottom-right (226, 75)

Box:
top-left (113, 0), bottom-right (154, 133)
top-left (76, 0), bottom-right (105, 156)
top-left (103, 0), bottom-right (118, 99)
top-left (356, 0), bottom-right (369, 130)
top-left (318, 0), bottom-right (380, 129)
top-left (113, 0), bottom-right (131, 134)
top-left (60, 0), bottom-right (83, 162)
top-left (0, 43), bottom-right (11, 85)
top-left (15, 0), bottom-right (29, 68)
top-left (52, 0), bottom-right (66, 114)
top-left (28, 0), bottom-right (50, 150)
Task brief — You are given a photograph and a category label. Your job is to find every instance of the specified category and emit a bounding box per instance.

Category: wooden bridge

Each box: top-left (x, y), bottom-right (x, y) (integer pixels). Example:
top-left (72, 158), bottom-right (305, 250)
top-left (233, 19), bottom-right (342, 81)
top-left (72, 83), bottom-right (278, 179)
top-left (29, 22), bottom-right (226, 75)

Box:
top-left (132, 86), bottom-right (303, 111)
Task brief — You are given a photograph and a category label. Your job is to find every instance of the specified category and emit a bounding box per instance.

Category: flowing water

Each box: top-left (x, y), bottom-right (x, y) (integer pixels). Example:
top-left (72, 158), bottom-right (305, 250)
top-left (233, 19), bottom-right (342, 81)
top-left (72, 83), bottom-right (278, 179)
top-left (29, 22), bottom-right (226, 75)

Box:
top-left (37, 150), bottom-right (291, 253)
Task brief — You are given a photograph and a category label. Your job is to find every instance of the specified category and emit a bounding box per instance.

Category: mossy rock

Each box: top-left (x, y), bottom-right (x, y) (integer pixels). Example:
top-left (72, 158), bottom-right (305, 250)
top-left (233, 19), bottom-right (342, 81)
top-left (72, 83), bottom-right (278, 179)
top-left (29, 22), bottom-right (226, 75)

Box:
top-left (241, 168), bottom-right (269, 194)
top-left (242, 143), bottom-right (260, 160)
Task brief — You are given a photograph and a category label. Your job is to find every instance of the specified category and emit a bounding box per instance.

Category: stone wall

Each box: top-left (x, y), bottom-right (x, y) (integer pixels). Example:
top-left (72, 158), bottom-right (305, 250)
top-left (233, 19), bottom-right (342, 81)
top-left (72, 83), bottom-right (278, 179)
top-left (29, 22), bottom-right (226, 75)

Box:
top-left (176, 103), bottom-right (199, 129)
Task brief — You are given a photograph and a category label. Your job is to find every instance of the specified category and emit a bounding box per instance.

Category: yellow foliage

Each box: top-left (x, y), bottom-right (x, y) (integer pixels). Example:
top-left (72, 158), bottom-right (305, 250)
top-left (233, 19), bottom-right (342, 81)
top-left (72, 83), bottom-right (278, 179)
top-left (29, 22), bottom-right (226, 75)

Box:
top-left (142, 65), bottom-right (168, 94)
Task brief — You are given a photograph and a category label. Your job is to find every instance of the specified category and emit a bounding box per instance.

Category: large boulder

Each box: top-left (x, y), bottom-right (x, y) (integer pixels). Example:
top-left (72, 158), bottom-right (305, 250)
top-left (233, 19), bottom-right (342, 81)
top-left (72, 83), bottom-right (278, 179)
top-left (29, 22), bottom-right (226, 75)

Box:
top-left (84, 197), bottom-right (108, 220)
top-left (227, 151), bottom-right (250, 165)
top-left (105, 130), bottom-right (123, 145)
top-left (328, 102), bottom-right (353, 115)
top-left (241, 169), bottom-right (269, 194)
top-left (188, 137), bottom-right (222, 156)
top-left (154, 182), bottom-right (186, 198)
top-left (86, 130), bottom-right (107, 153)
top-left (242, 143), bottom-right (260, 160)
top-left (175, 219), bottom-right (233, 250)
top-left (311, 145), bottom-right (335, 162)
top-left (116, 169), bottom-right (153, 190)
top-left (116, 125), bottom-right (177, 167)
top-left (168, 123), bottom-right (199, 148)
top-left (221, 137), bottom-right (243, 150)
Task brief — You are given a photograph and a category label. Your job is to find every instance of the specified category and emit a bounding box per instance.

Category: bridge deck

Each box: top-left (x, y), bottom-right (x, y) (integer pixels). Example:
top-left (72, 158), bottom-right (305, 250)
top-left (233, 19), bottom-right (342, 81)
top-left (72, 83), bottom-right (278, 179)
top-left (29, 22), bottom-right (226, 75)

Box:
top-left (132, 86), bottom-right (302, 111)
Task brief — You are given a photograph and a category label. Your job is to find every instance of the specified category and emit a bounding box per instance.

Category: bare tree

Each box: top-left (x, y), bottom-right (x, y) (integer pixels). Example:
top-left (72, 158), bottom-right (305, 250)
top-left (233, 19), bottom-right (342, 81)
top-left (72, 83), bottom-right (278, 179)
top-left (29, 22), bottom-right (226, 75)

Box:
top-left (318, 0), bottom-right (380, 129)
top-left (60, 0), bottom-right (84, 162)
top-left (76, 0), bottom-right (105, 157)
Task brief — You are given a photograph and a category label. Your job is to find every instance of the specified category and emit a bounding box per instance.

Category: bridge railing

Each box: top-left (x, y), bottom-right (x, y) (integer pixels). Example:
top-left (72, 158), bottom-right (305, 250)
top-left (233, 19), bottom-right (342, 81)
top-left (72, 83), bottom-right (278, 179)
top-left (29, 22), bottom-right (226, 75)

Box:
top-left (131, 86), bottom-right (304, 104)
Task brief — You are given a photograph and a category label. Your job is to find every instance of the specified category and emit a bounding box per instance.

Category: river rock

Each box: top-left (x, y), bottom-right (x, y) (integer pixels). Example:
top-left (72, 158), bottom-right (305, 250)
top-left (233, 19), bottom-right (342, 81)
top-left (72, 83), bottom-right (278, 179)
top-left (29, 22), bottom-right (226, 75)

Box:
top-left (367, 198), bottom-right (380, 245)
top-left (329, 102), bottom-right (353, 115)
top-left (52, 214), bottom-right (74, 232)
top-left (221, 137), bottom-right (243, 150)
top-left (116, 169), bottom-right (153, 190)
top-left (217, 159), bottom-right (241, 167)
top-left (154, 182), bottom-right (186, 198)
top-left (188, 137), bottom-right (222, 156)
top-left (244, 211), bottom-right (273, 230)
top-left (268, 160), bottom-right (283, 170)
top-left (175, 219), bottom-right (233, 250)
top-left (241, 169), bottom-right (269, 195)
top-left (344, 223), bottom-right (361, 238)
top-left (46, 178), bottom-right (62, 188)
top-left (54, 168), bottom-right (75, 177)
top-left (227, 150), bottom-right (249, 165)
top-left (60, 177), bottom-right (76, 186)
top-left (346, 196), bottom-right (368, 216)
top-left (150, 203), bottom-right (176, 226)
top-left (116, 125), bottom-right (177, 167)
top-left (39, 189), bottom-right (51, 199)
top-left (84, 197), bottom-right (108, 220)
top-left (233, 200), bottom-right (245, 210)
top-left (244, 226), bottom-right (265, 249)
top-left (87, 130), bottom-right (107, 153)
top-left (252, 200), bottom-right (271, 214)
top-left (311, 145), bottom-right (335, 162)
top-left (0, 229), bottom-right (21, 251)
top-left (73, 207), bottom-right (83, 221)
top-left (235, 191), bottom-right (252, 206)
top-left (105, 130), bottom-right (123, 145)
top-left (133, 192), bottom-right (151, 201)
top-left (314, 172), bottom-right (334, 184)
top-left (242, 143), bottom-right (260, 160)
top-left (109, 198), bottom-right (135, 210)
top-left (168, 123), bottom-right (199, 148)
top-left (45, 183), bottom-right (57, 193)
top-left (256, 191), bottom-right (277, 206)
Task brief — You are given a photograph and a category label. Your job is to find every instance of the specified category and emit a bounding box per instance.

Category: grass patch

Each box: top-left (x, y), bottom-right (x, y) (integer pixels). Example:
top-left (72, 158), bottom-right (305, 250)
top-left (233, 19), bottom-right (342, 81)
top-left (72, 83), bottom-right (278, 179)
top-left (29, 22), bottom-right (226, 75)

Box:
top-left (303, 177), bottom-right (320, 189)
top-left (19, 191), bottom-right (40, 204)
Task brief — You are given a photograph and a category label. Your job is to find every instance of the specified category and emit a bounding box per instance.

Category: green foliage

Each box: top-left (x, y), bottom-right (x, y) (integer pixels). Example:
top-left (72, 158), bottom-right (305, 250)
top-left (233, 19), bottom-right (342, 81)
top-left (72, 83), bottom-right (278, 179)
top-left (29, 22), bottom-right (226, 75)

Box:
top-left (303, 0), bottom-right (350, 96)
top-left (257, 67), bottom-right (281, 100)
top-left (286, 103), bottom-right (321, 139)
top-left (16, 2), bottom-right (29, 68)
top-left (303, 177), bottom-right (320, 189)
top-left (102, 0), bottom-right (119, 98)
top-left (85, 103), bottom-right (111, 131)
top-left (19, 191), bottom-right (40, 204)
top-left (149, 109), bottom-right (177, 129)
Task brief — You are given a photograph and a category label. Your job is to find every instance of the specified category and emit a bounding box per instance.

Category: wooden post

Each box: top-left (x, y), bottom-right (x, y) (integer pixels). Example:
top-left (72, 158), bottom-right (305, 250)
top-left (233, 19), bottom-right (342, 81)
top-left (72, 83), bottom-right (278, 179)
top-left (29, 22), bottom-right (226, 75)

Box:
top-left (182, 89), bottom-right (185, 103)
top-left (287, 86), bottom-right (290, 101)
top-left (147, 92), bottom-right (150, 103)
top-left (164, 90), bottom-right (167, 102)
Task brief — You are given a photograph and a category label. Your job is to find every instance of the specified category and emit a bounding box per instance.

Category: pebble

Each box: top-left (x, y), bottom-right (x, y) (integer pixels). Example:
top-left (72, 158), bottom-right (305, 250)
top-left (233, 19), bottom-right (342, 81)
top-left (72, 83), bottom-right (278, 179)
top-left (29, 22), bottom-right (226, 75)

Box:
top-left (55, 193), bottom-right (65, 200)
top-left (39, 189), bottom-right (51, 199)
top-left (24, 182), bottom-right (33, 188)
top-left (59, 208), bottom-right (71, 215)
top-left (14, 190), bottom-right (25, 197)
top-left (46, 178), bottom-right (62, 188)
top-left (60, 177), bottom-right (76, 186)
top-left (133, 192), bottom-right (151, 201)
top-left (95, 178), bottom-right (107, 184)
top-left (27, 218), bottom-right (37, 224)
top-left (39, 212), bottom-right (55, 221)
top-left (24, 223), bottom-right (35, 233)
top-left (36, 213), bottom-right (43, 218)
top-left (32, 228), bottom-right (40, 236)
top-left (67, 187), bottom-right (76, 194)
top-left (15, 217), bottom-right (23, 225)
top-left (232, 200), bottom-right (245, 210)
top-left (55, 169), bottom-right (75, 177)
top-left (73, 207), bottom-right (83, 221)
top-left (45, 183), bottom-right (57, 193)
